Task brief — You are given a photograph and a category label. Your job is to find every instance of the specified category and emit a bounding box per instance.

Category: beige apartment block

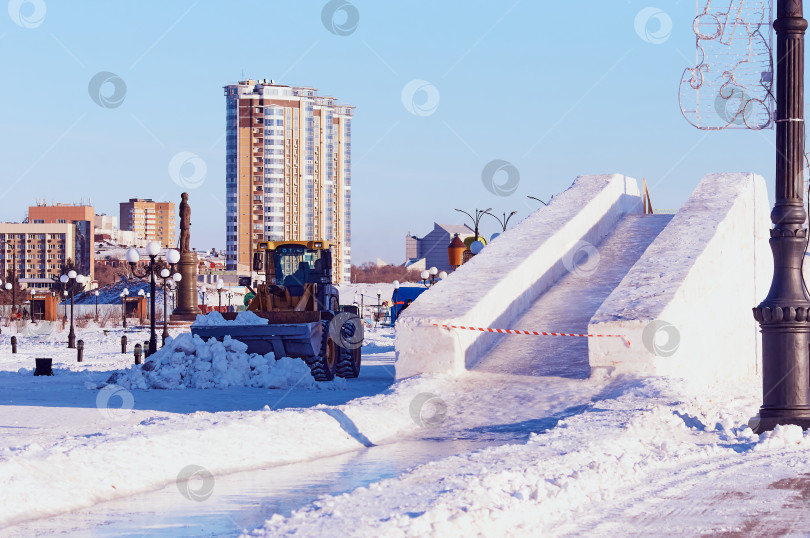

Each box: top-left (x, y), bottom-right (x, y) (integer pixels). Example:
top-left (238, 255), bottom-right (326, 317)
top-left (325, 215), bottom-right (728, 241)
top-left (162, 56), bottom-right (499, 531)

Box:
top-left (119, 198), bottom-right (177, 248)
top-left (0, 223), bottom-right (87, 289)
top-left (223, 79), bottom-right (353, 282)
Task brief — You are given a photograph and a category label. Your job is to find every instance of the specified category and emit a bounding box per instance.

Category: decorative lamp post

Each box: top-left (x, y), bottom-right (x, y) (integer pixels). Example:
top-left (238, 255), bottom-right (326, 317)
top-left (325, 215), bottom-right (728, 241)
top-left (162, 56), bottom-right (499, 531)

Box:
top-left (172, 272), bottom-right (181, 310)
top-left (360, 288), bottom-right (366, 319)
top-left (126, 242), bottom-right (180, 356)
top-left (454, 207), bottom-right (492, 241)
top-left (200, 288), bottom-right (208, 313)
top-left (227, 290), bottom-right (233, 310)
top-left (121, 287), bottom-right (130, 328)
top-left (3, 282), bottom-right (11, 316)
top-left (159, 265), bottom-right (182, 346)
top-left (421, 267), bottom-right (440, 288)
top-left (752, 0), bottom-right (810, 432)
top-left (62, 290), bottom-right (68, 320)
top-left (60, 270), bottom-right (79, 348)
top-left (137, 289), bottom-right (145, 323)
top-left (93, 289), bottom-right (99, 321)
top-left (376, 289), bottom-right (382, 327)
top-left (484, 210), bottom-right (518, 232)
top-left (0, 238), bottom-right (17, 313)
top-left (216, 279), bottom-right (224, 311)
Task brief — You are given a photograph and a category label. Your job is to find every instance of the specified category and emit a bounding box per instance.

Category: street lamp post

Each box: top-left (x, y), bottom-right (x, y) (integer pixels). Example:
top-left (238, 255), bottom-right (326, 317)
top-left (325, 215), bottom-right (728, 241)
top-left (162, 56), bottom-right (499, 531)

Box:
top-left (159, 268), bottom-right (183, 346)
top-left (421, 267), bottom-right (440, 288)
top-left (375, 289), bottom-right (381, 328)
top-left (0, 239), bottom-right (17, 314)
top-left (93, 289), bottom-right (99, 321)
top-left (484, 210), bottom-right (518, 232)
top-left (126, 242), bottom-right (181, 356)
top-left (121, 288), bottom-right (129, 328)
top-left (60, 270), bottom-right (82, 348)
top-left (62, 290), bottom-right (68, 320)
top-left (752, 0), bottom-right (810, 432)
top-left (454, 207), bottom-right (492, 241)
top-left (216, 279), bottom-right (224, 311)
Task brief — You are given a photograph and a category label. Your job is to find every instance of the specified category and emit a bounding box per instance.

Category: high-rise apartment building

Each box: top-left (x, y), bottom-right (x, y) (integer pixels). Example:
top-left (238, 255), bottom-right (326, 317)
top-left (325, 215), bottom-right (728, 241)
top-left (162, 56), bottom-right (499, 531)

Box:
top-left (119, 199), bottom-right (176, 248)
top-left (223, 79), bottom-right (353, 282)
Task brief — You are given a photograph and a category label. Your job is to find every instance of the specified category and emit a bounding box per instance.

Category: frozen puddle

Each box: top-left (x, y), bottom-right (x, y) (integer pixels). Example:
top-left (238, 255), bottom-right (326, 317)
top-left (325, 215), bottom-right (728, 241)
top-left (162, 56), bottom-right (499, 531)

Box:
top-left (1, 437), bottom-right (508, 537)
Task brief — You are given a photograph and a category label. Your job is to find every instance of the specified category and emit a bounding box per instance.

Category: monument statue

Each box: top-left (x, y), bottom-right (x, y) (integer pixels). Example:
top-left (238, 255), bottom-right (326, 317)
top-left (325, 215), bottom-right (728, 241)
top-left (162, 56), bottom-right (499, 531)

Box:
top-left (171, 191), bottom-right (202, 321)
top-left (179, 192), bottom-right (191, 253)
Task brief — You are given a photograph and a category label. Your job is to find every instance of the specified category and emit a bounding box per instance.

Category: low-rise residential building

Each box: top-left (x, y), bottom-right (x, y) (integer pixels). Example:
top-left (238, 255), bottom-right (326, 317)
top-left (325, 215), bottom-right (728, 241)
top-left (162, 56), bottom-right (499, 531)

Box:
top-left (0, 223), bottom-right (91, 289)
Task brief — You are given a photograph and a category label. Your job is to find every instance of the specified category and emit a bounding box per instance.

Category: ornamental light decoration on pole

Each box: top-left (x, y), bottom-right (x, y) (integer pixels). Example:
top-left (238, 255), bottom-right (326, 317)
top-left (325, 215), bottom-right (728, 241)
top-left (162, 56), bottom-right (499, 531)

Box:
top-left (126, 242), bottom-right (181, 356)
top-left (679, 1), bottom-right (810, 431)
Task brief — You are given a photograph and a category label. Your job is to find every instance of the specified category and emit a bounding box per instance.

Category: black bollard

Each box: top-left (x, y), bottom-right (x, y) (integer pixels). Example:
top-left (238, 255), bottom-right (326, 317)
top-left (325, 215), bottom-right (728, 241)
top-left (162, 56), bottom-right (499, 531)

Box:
top-left (76, 340), bottom-right (84, 362)
top-left (121, 335), bottom-right (127, 354)
top-left (143, 341), bottom-right (150, 359)
top-left (11, 336), bottom-right (17, 354)
top-left (134, 343), bottom-right (142, 365)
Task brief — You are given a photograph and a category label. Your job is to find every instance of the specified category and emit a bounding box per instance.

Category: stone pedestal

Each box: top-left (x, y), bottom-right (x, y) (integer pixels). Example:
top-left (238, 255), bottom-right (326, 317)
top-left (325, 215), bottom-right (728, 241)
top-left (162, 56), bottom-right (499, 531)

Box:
top-left (171, 251), bottom-right (201, 321)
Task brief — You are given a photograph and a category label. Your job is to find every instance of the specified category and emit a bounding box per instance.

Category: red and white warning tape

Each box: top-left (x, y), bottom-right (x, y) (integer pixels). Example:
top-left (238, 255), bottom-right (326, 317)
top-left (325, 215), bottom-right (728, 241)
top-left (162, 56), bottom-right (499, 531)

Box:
top-left (433, 323), bottom-right (630, 347)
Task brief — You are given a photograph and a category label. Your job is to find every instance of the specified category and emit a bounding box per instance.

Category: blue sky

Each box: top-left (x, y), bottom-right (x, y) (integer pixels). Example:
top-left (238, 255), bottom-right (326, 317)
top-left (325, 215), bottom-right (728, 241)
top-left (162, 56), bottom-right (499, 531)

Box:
top-left (0, 1), bottom-right (779, 264)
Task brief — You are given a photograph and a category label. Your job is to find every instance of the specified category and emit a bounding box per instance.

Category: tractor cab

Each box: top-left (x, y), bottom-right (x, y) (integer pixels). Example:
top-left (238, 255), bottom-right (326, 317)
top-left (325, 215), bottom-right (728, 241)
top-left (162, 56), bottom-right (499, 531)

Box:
top-left (251, 241), bottom-right (338, 313)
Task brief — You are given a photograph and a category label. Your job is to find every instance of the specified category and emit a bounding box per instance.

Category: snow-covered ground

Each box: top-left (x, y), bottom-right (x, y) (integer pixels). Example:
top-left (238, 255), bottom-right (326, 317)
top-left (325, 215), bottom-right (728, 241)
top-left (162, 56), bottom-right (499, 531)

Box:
top-left (2, 307), bottom-right (810, 535)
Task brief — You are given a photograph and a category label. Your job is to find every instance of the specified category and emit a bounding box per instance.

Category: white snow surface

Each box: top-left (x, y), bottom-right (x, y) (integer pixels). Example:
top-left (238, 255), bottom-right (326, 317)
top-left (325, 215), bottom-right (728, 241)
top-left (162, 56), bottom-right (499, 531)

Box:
top-left (191, 310), bottom-right (270, 327)
top-left (246, 375), bottom-right (810, 537)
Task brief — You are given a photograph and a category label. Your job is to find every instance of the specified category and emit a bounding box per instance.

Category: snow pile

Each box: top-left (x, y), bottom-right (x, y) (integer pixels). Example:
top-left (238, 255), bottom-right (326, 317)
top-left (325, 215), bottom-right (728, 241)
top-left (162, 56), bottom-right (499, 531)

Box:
top-left (192, 310), bottom-right (270, 327)
top-left (109, 332), bottom-right (343, 390)
top-left (754, 424), bottom-right (810, 451)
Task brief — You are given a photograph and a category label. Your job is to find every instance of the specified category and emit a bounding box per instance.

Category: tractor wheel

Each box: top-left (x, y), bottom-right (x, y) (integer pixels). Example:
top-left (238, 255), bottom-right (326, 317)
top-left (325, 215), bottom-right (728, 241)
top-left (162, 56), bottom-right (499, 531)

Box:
top-left (335, 307), bottom-right (362, 378)
top-left (305, 320), bottom-right (337, 381)
top-left (335, 345), bottom-right (361, 379)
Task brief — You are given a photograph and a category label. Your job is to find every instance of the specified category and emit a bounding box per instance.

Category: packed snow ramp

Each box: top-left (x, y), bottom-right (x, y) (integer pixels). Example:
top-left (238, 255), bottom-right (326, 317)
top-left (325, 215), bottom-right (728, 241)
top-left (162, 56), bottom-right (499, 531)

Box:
top-left (395, 174), bottom-right (643, 379)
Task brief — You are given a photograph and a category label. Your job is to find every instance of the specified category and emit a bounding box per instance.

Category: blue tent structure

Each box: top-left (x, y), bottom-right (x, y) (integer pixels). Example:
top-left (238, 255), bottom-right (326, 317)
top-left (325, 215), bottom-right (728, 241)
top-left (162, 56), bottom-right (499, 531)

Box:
top-left (390, 286), bottom-right (429, 320)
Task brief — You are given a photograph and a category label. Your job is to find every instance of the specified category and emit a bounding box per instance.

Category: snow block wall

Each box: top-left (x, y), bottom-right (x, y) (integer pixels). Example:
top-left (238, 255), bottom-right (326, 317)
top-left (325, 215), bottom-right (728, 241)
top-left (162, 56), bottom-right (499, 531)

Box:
top-left (395, 174), bottom-right (643, 379)
top-left (588, 173), bottom-right (771, 385)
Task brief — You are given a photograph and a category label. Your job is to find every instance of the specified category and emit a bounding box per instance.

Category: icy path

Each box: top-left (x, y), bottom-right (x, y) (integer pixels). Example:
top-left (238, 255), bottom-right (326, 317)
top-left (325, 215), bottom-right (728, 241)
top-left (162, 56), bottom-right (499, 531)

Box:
top-left (475, 214), bottom-right (673, 378)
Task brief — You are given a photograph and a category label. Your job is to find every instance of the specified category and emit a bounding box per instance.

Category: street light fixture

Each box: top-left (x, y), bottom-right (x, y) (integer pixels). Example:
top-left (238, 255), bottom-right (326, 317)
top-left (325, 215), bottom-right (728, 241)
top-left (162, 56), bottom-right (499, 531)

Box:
top-left (527, 195), bottom-right (549, 206)
top-left (0, 238), bottom-right (18, 313)
top-left (454, 207), bottom-right (492, 241)
top-left (126, 242), bottom-right (181, 356)
top-left (159, 267), bottom-right (182, 346)
top-left (484, 210), bottom-right (518, 232)
top-left (421, 267), bottom-right (440, 288)
top-left (120, 287), bottom-right (129, 328)
top-left (94, 289), bottom-right (100, 321)
top-left (216, 279), bottom-right (224, 311)
top-left (60, 270), bottom-right (81, 348)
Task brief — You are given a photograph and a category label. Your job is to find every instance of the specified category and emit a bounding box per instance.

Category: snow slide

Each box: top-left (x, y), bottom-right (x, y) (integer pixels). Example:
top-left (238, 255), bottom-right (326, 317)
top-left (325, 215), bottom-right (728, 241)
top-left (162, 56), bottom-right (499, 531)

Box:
top-left (395, 174), bottom-right (643, 379)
